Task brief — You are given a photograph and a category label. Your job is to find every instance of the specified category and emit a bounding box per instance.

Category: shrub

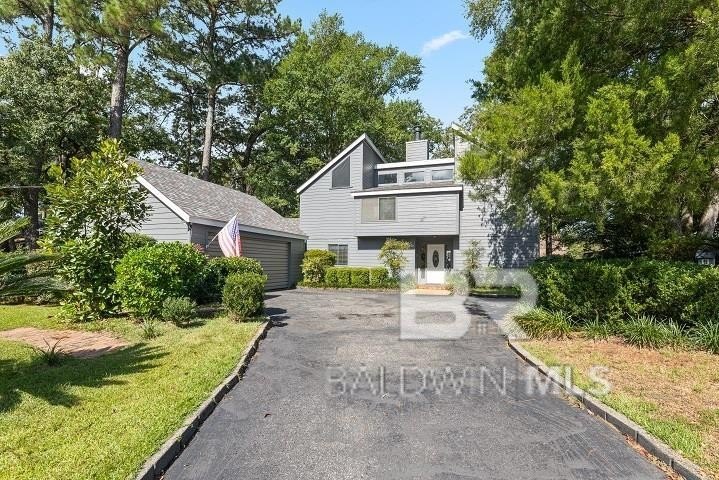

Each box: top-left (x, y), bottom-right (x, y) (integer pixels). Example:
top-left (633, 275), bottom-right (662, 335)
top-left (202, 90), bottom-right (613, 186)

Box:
top-left (514, 308), bottom-right (572, 339)
top-left (121, 233), bottom-right (156, 255)
top-left (369, 267), bottom-right (389, 287)
top-left (647, 235), bottom-right (708, 261)
top-left (301, 249), bottom-right (336, 285)
top-left (690, 322), bottom-right (719, 354)
top-left (445, 271), bottom-right (469, 295)
top-left (335, 267), bottom-right (351, 287)
top-left (200, 257), bottom-right (264, 303)
top-left (379, 238), bottom-right (411, 278)
top-left (325, 267), bottom-right (338, 287)
top-left (462, 240), bottom-right (482, 288)
top-left (44, 140), bottom-right (149, 321)
top-left (141, 318), bottom-right (160, 339)
top-left (161, 296), bottom-right (197, 325)
top-left (583, 317), bottom-right (612, 341)
top-left (223, 272), bottom-right (266, 320)
top-left (619, 315), bottom-right (673, 349)
top-left (114, 242), bottom-right (207, 318)
top-left (350, 267), bottom-right (370, 287)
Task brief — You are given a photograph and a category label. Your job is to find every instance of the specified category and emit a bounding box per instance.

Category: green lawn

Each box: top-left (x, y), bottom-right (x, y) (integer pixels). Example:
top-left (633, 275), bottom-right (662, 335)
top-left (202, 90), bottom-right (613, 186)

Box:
top-left (0, 305), bottom-right (261, 480)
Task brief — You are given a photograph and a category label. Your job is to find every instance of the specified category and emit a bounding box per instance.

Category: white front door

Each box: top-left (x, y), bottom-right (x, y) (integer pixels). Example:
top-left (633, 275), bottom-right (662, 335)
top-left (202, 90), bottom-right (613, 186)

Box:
top-left (426, 244), bottom-right (445, 284)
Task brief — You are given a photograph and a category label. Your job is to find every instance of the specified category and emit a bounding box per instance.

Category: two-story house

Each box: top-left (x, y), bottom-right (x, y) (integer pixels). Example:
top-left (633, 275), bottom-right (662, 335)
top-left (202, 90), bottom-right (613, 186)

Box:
top-left (298, 130), bottom-right (538, 284)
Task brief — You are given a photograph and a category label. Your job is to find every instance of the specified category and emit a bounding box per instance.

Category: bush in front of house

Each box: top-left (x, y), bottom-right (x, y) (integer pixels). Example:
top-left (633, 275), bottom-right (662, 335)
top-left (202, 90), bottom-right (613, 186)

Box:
top-left (369, 267), bottom-right (389, 287)
top-left (379, 238), bottom-right (411, 279)
top-left (514, 307), bottom-right (573, 340)
top-left (161, 296), bottom-right (197, 325)
top-left (200, 256), bottom-right (264, 303)
top-left (114, 242), bottom-right (207, 318)
top-left (301, 249), bottom-right (336, 285)
top-left (350, 267), bottom-right (370, 287)
top-left (120, 233), bottom-right (157, 255)
top-left (222, 272), bottom-right (267, 320)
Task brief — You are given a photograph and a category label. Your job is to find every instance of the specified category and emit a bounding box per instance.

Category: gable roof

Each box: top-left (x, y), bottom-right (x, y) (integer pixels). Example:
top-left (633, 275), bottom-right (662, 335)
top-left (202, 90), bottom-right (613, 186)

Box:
top-left (134, 159), bottom-right (306, 239)
top-left (295, 134), bottom-right (385, 194)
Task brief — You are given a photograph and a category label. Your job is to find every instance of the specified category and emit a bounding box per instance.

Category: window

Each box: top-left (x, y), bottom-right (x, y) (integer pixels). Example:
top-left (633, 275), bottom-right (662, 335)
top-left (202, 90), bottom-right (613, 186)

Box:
top-left (328, 244), bottom-right (348, 265)
top-left (377, 172), bottom-right (397, 185)
top-left (331, 157), bottom-right (351, 188)
top-left (404, 170), bottom-right (425, 183)
top-left (379, 197), bottom-right (396, 220)
top-left (361, 198), bottom-right (396, 222)
top-left (431, 168), bottom-right (454, 181)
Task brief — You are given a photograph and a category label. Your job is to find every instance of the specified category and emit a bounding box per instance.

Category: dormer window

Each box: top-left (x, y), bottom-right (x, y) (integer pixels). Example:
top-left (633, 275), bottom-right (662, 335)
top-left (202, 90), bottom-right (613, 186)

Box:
top-left (431, 168), bottom-right (454, 181)
top-left (404, 171), bottom-right (425, 183)
top-left (331, 157), bottom-right (351, 188)
top-left (378, 172), bottom-right (397, 185)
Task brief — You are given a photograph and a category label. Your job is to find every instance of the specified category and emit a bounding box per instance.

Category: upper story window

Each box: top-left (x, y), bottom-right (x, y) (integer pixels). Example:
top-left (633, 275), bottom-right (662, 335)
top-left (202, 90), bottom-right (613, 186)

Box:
top-left (361, 197), bottom-right (396, 222)
top-left (431, 168), bottom-right (454, 182)
top-left (377, 172), bottom-right (397, 185)
top-left (404, 171), bottom-right (425, 183)
top-left (331, 157), bottom-right (351, 188)
top-left (379, 197), bottom-right (396, 221)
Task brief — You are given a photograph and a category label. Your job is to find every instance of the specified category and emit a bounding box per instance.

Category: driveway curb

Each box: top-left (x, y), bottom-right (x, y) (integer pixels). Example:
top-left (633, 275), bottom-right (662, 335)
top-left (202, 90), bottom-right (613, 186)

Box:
top-left (134, 319), bottom-right (272, 480)
top-left (507, 340), bottom-right (707, 480)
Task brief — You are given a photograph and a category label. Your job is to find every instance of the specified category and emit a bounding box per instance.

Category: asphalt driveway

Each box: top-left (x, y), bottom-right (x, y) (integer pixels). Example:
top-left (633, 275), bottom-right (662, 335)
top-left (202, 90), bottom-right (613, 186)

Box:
top-left (165, 289), bottom-right (665, 480)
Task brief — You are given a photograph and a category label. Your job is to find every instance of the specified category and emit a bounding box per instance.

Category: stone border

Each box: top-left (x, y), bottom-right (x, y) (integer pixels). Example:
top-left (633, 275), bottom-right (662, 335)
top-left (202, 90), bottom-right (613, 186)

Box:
top-left (134, 319), bottom-right (272, 480)
top-left (507, 340), bottom-right (708, 480)
top-left (296, 285), bottom-right (399, 294)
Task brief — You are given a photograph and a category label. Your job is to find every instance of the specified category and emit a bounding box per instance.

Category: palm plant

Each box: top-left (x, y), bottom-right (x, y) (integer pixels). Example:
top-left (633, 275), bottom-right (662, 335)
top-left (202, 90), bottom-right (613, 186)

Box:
top-left (0, 215), bottom-right (61, 298)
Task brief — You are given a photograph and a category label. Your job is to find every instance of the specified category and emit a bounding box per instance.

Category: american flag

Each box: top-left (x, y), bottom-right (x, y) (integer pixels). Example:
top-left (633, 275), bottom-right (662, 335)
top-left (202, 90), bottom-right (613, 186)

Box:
top-left (217, 214), bottom-right (243, 257)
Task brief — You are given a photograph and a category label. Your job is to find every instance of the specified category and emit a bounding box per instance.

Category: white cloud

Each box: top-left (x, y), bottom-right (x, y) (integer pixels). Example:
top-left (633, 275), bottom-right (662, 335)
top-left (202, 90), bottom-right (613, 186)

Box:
top-left (421, 30), bottom-right (470, 56)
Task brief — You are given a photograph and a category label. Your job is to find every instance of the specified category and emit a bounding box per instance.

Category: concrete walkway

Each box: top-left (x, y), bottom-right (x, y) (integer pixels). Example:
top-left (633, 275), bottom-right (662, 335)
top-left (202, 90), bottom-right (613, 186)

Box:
top-left (165, 290), bottom-right (665, 480)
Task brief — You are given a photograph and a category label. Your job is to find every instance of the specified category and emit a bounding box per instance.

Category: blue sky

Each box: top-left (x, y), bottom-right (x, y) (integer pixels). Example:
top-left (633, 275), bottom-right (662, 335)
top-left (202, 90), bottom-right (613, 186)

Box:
top-left (279, 0), bottom-right (492, 124)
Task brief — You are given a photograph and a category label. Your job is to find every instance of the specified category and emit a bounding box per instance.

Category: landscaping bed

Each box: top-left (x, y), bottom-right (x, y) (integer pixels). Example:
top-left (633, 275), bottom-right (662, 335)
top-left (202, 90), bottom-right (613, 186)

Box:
top-left (0, 305), bottom-right (261, 480)
top-left (521, 337), bottom-right (719, 479)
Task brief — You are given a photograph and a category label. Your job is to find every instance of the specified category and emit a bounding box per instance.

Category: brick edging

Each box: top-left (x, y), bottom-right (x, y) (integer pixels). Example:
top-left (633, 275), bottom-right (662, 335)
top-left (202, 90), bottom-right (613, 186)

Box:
top-left (134, 319), bottom-right (272, 480)
top-left (507, 340), bottom-right (707, 480)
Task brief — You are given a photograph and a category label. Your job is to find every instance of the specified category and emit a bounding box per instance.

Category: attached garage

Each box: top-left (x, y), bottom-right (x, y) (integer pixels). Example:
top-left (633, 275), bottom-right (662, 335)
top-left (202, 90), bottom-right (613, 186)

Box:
top-left (132, 159), bottom-right (307, 289)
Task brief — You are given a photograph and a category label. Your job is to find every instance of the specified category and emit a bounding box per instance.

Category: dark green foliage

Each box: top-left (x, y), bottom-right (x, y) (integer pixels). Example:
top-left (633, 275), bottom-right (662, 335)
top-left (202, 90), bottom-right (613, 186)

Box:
top-left (514, 308), bottom-right (572, 340)
top-left (301, 250), bottom-right (336, 285)
top-left (161, 297), bottom-right (197, 325)
top-left (369, 267), bottom-right (389, 287)
top-left (114, 242), bottom-right (207, 319)
top-left (529, 257), bottom-right (713, 326)
top-left (44, 141), bottom-right (149, 321)
top-left (201, 257), bottom-right (264, 303)
top-left (350, 268), bottom-right (369, 287)
top-left (31, 340), bottom-right (66, 366)
top-left (222, 272), bottom-right (266, 320)
top-left (583, 317), bottom-right (613, 341)
top-left (120, 233), bottom-right (157, 255)
top-left (647, 236), bottom-right (711, 261)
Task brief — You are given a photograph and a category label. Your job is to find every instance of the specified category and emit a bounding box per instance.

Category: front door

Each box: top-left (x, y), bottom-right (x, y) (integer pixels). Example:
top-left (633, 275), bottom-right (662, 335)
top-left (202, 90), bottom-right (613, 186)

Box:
top-left (426, 244), bottom-right (445, 284)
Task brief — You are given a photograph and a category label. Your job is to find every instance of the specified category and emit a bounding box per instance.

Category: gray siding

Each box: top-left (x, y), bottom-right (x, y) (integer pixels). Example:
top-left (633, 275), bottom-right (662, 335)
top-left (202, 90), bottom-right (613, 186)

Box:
top-left (405, 139), bottom-right (429, 162)
top-left (191, 223), bottom-right (305, 288)
top-left (362, 142), bottom-right (383, 188)
top-left (457, 186), bottom-right (539, 268)
top-left (354, 192), bottom-right (460, 236)
top-left (300, 140), bottom-right (364, 264)
top-left (135, 191), bottom-right (189, 242)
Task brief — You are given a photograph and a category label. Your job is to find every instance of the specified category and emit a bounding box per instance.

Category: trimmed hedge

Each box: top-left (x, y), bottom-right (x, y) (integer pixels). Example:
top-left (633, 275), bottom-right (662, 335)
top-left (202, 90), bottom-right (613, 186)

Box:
top-left (223, 272), bottom-right (267, 320)
top-left (301, 249), bottom-right (336, 285)
top-left (201, 256), bottom-right (264, 303)
top-left (321, 266), bottom-right (394, 289)
top-left (114, 242), bottom-right (207, 318)
top-left (529, 257), bottom-right (716, 326)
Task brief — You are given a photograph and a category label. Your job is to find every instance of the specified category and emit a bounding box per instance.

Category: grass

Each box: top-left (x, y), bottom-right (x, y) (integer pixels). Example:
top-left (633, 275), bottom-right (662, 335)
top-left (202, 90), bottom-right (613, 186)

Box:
top-left (523, 338), bottom-right (719, 478)
top-left (514, 307), bottom-right (573, 339)
top-left (0, 304), bottom-right (261, 480)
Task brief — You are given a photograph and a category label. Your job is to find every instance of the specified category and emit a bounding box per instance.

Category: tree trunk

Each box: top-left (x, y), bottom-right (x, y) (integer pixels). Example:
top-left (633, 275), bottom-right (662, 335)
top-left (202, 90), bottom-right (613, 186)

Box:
top-left (545, 216), bottom-right (554, 256)
top-left (200, 86), bottom-right (217, 181)
top-left (698, 196), bottom-right (719, 238)
top-left (109, 41), bottom-right (130, 139)
top-left (22, 188), bottom-right (40, 250)
top-left (43, 1), bottom-right (54, 44)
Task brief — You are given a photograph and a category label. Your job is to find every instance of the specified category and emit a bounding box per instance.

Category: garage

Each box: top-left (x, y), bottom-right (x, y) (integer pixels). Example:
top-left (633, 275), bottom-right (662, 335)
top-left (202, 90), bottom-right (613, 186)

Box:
top-left (242, 236), bottom-right (291, 290)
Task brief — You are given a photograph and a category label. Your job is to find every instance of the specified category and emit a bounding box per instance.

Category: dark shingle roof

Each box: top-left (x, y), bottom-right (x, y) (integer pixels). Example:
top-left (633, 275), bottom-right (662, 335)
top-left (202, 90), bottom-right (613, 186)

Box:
top-left (134, 159), bottom-right (305, 237)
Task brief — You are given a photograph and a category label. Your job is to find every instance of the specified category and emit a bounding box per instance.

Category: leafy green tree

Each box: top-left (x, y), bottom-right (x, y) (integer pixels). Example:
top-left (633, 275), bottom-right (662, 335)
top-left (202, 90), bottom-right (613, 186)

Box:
top-left (146, 0), bottom-right (296, 180)
top-left (0, 40), bottom-right (105, 248)
top-left (379, 238), bottom-right (411, 279)
top-left (59, 0), bottom-right (166, 138)
top-left (0, 0), bottom-right (57, 43)
top-left (462, 0), bottom-right (719, 256)
top-left (43, 140), bottom-right (149, 320)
